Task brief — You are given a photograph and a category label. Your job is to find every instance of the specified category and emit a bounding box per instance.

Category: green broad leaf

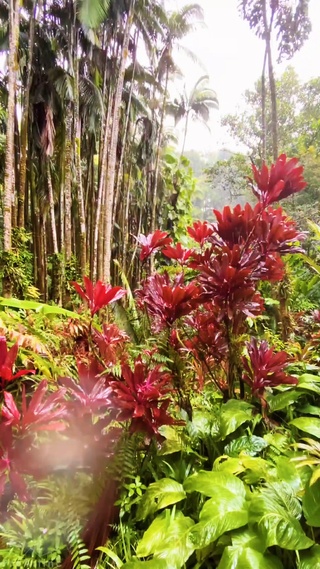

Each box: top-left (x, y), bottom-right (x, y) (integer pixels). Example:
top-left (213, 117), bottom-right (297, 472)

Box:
top-left (219, 400), bottom-right (254, 439)
top-left (214, 455), bottom-right (246, 476)
top-left (97, 547), bottom-right (123, 567)
top-left (290, 417), bottom-right (320, 439)
top-left (184, 471), bottom-right (246, 499)
top-left (240, 456), bottom-right (271, 484)
top-left (269, 457), bottom-right (302, 492)
top-left (299, 405), bottom-right (320, 417)
top-left (299, 545), bottom-right (320, 568)
top-left (0, 296), bottom-right (81, 319)
top-left (188, 495), bottom-right (248, 549)
top-left (231, 528), bottom-right (265, 552)
top-left (136, 511), bottom-right (194, 568)
top-left (297, 383), bottom-right (320, 395)
top-left (188, 410), bottom-right (220, 439)
top-left (267, 390), bottom-right (302, 412)
top-left (249, 484), bottom-right (313, 550)
top-left (224, 435), bottom-right (268, 457)
top-left (122, 561), bottom-right (168, 569)
top-left (136, 478), bottom-right (186, 520)
top-left (302, 479), bottom-right (320, 527)
top-left (298, 374), bottom-right (320, 383)
top-left (217, 546), bottom-right (283, 569)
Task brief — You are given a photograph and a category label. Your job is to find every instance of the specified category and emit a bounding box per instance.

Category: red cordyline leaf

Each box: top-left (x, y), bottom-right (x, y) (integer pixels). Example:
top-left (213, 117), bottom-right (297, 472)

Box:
top-left (136, 272), bottom-right (202, 332)
top-left (250, 154), bottom-right (307, 207)
top-left (0, 336), bottom-right (35, 386)
top-left (242, 337), bottom-right (298, 400)
top-left (0, 424), bottom-right (29, 501)
top-left (71, 276), bottom-right (126, 316)
top-left (162, 242), bottom-right (193, 265)
top-left (2, 380), bottom-right (66, 433)
top-left (92, 323), bottom-right (129, 366)
top-left (59, 359), bottom-right (111, 414)
top-left (108, 357), bottom-right (179, 436)
top-left (187, 221), bottom-right (214, 246)
top-left (136, 230), bottom-right (172, 261)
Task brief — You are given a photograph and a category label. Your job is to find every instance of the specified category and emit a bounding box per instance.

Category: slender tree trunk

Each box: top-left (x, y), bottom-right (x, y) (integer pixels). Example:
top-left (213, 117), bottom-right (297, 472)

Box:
top-left (261, 46), bottom-right (268, 162)
top-left (3, 0), bottom-right (20, 253)
top-left (151, 64), bottom-right (169, 234)
top-left (103, 1), bottom-right (134, 282)
top-left (113, 28), bottom-right (139, 229)
top-left (47, 161), bottom-right (58, 255)
top-left (18, 0), bottom-right (36, 228)
top-left (180, 110), bottom-right (190, 160)
top-left (73, 30), bottom-right (86, 274)
top-left (262, 0), bottom-right (278, 161)
top-left (64, 105), bottom-right (73, 261)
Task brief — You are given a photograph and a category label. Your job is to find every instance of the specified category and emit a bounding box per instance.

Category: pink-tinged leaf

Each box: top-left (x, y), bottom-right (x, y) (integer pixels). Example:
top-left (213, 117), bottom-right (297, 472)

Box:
top-left (2, 392), bottom-right (20, 425)
top-left (9, 470), bottom-right (29, 501)
top-left (136, 231), bottom-right (172, 261)
top-left (0, 337), bottom-right (7, 367)
top-left (4, 343), bottom-right (19, 371)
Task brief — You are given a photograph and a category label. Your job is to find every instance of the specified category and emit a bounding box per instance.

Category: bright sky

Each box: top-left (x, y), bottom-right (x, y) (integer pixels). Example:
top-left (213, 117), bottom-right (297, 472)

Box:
top-left (167, 0), bottom-right (320, 152)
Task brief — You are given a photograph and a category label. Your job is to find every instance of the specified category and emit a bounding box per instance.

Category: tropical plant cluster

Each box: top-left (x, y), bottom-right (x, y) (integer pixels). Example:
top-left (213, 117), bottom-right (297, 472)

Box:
top-left (1, 155), bottom-right (320, 568)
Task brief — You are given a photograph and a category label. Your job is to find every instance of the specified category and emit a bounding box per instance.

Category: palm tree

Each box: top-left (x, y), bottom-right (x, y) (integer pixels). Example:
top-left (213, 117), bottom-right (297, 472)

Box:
top-left (151, 2), bottom-right (204, 231)
top-left (3, 0), bottom-right (19, 257)
top-left (168, 75), bottom-right (219, 159)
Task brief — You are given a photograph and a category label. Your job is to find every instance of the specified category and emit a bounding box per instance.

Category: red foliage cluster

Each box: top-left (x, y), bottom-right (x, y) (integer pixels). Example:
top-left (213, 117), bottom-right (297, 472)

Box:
top-left (136, 272), bottom-right (202, 332)
top-left (136, 230), bottom-right (172, 262)
top-left (0, 336), bottom-right (34, 388)
top-left (250, 154), bottom-right (307, 207)
top-left (71, 276), bottom-right (126, 316)
top-left (242, 338), bottom-right (298, 401)
top-left (108, 357), bottom-right (179, 436)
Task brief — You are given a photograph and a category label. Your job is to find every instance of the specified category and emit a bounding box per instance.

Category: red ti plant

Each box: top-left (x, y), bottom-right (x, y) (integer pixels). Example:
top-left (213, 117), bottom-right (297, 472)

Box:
top-left (108, 357), bottom-right (179, 437)
top-left (242, 337), bottom-right (298, 406)
top-left (0, 336), bottom-right (35, 389)
top-left (136, 230), bottom-right (172, 262)
top-left (250, 154), bottom-right (307, 207)
top-left (136, 272), bottom-right (202, 332)
top-left (71, 276), bottom-right (126, 316)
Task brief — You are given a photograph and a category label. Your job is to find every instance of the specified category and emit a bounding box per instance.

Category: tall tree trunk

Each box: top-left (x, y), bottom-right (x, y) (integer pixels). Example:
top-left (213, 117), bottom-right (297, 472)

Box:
top-left (18, 0), bottom-right (36, 228)
top-left (102, 1), bottom-right (134, 282)
top-left (180, 109), bottom-right (190, 160)
top-left (261, 46), bottom-right (268, 162)
top-left (64, 105), bottom-right (73, 262)
top-left (3, 0), bottom-right (20, 253)
top-left (47, 161), bottom-right (58, 256)
top-left (74, 32), bottom-right (87, 274)
top-left (263, 0), bottom-right (278, 161)
top-left (151, 64), bottom-right (169, 234)
top-left (113, 28), bottom-right (139, 229)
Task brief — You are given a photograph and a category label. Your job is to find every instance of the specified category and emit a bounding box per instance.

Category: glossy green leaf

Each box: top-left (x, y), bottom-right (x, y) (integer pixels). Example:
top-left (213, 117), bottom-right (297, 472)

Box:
top-left (188, 500), bottom-right (248, 549)
top-left (217, 546), bottom-right (283, 569)
top-left (267, 390), bottom-right (302, 412)
top-left (290, 417), bottom-right (320, 439)
top-left (231, 528), bottom-right (265, 552)
top-left (224, 435), bottom-right (268, 457)
top-left (0, 296), bottom-right (81, 319)
top-left (184, 470), bottom-right (246, 498)
top-left (219, 400), bottom-right (254, 439)
top-left (302, 479), bottom-right (320, 527)
top-left (137, 511), bottom-right (195, 568)
top-left (137, 478), bottom-right (186, 520)
top-left (186, 472), bottom-right (248, 548)
top-left (299, 545), bottom-right (320, 568)
top-left (122, 561), bottom-right (168, 569)
top-left (249, 483), bottom-right (313, 550)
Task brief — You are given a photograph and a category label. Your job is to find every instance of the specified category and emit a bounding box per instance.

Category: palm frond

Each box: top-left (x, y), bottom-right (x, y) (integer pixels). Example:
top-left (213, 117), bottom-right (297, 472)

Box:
top-left (78, 0), bottom-right (110, 29)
